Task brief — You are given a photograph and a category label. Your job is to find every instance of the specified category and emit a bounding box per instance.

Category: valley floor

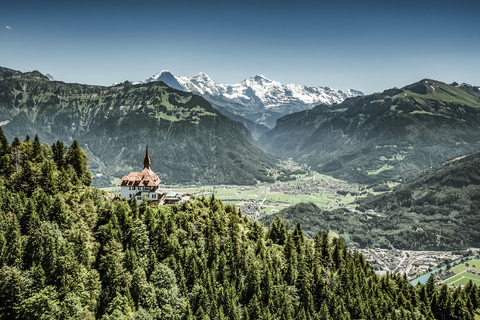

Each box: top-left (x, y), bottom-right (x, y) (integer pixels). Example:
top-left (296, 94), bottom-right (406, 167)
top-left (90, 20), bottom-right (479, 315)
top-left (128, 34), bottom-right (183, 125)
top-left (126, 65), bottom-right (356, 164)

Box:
top-left (104, 165), bottom-right (364, 218)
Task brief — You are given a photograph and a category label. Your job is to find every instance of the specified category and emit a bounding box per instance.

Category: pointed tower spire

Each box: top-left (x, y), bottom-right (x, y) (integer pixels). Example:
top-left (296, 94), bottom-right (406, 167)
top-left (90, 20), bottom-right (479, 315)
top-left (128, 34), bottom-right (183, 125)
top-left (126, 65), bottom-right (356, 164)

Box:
top-left (143, 145), bottom-right (151, 169)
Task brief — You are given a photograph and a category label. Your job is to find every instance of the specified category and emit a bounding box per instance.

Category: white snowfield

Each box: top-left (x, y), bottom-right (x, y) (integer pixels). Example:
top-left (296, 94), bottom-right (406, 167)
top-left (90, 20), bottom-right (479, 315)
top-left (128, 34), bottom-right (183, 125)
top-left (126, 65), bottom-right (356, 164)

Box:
top-left (135, 71), bottom-right (363, 114)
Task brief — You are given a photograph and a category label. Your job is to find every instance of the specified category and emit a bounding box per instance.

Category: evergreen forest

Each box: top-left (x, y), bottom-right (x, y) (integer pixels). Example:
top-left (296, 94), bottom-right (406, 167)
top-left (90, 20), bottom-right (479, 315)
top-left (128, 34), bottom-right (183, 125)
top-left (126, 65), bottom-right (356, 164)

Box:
top-left (0, 129), bottom-right (479, 319)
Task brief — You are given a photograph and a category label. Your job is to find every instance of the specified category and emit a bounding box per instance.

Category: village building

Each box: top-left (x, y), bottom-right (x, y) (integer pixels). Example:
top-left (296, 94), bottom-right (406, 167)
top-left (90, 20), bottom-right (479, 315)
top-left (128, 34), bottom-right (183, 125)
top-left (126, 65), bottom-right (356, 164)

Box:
top-left (119, 146), bottom-right (191, 205)
top-left (119, 146), bottom-right (162, 203)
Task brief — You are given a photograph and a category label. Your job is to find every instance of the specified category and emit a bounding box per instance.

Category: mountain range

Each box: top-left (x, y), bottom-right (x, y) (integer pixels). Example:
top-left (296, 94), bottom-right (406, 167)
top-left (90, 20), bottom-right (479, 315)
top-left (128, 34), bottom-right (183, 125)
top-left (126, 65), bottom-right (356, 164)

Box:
top-left (0, 67), bottom-right (276, 187)
top-left (133, 71), bottom-right (363, 135)
top-left (3, 66), bottom-right (480, 190)
top-left (259, 79), bottom-right (480, 184)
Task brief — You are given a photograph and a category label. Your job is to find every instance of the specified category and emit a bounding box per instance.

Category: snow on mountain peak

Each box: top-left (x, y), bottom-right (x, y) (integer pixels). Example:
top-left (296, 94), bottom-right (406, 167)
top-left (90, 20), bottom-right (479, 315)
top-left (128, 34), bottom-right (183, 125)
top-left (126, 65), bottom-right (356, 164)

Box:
top-left (135, 70), bottom-right (184, 90)
top-left (149, 70), bottom-right (174, 80)
top-left (195, 72), bottom-right (209, 78)
top-left (254, 75), bottom-right (267, 80)
top-left (135, 70), bottom-right (363, 127)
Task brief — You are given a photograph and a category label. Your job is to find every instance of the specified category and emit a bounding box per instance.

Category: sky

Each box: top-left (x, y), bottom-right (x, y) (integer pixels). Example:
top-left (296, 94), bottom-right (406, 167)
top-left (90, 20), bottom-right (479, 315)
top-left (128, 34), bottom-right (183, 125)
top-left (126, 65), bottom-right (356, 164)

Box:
top-left (1, 0), bottom-right (479, 94)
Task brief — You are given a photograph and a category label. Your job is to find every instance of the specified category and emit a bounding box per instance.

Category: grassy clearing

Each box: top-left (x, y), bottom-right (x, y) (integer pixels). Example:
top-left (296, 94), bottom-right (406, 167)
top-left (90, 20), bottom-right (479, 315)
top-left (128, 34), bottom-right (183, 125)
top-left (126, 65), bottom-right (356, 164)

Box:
top-left (367, 164), bottom-right (393, 175)
top-left (103, 178), bottom-right (360, 215)
top-left (443, 259), bottom-right (480, 287)
top-left (260, 204), bottom-right (289, 215)
top-left (444, 272), bottom-right (480, 287)
top-left (451, 259), bottom-right (480, 274)
top-left (406, 84), bottom-right (480, 107)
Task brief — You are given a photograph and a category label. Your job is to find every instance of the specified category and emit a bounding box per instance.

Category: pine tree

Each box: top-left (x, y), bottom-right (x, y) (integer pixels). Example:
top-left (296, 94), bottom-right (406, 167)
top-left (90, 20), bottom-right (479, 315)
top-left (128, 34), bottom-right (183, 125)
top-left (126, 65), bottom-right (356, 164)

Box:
top-left (39, 160), bottom-right (57, 195)
top-left (0, 127), bottom-right (13, 178)
top-left (32, 134), bottom-right (44, 163)
top-left (0, 266), bottom-right (24, 319)
top-left (66, 140), bottom-right (92, 186)
top-left (52, 141), bottom-right (66, 169)
top-left (292, 223), bottom-right (305, 252)
top-left (3, 212), bottom-right (23, 268)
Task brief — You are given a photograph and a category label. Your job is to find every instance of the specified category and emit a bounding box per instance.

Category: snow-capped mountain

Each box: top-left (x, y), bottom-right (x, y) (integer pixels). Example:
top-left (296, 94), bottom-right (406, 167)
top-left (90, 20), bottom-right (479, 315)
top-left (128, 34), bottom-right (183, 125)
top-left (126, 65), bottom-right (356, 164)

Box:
top-left (135, 70), bottom-right (363, 130)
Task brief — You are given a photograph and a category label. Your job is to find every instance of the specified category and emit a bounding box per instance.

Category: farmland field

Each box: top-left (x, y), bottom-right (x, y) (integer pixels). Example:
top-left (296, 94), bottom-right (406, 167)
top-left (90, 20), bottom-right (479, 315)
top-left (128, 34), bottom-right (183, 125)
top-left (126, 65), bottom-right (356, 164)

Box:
top-left (443, 272), bottom-right (480, 287)
top-left (442, 259), bottom-right (480, 287)
top-left (103, 165), bottom-right (366, 219)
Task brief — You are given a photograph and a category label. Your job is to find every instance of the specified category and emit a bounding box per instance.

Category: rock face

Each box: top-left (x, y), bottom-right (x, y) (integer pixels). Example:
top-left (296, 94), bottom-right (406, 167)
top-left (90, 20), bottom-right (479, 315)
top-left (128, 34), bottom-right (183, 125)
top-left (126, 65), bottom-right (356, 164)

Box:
top-left (0, 67), bottom-right (276, 187)
top-left (259, 79), bottom-right (480, 184)
top-left (136, 71), bottom-right (363, 134)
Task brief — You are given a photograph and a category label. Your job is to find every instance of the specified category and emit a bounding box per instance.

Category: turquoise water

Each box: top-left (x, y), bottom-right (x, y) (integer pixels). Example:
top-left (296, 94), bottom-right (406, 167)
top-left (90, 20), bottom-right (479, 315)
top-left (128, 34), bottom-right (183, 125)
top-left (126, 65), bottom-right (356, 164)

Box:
top-left (410, 255), bottom-right (477, 286)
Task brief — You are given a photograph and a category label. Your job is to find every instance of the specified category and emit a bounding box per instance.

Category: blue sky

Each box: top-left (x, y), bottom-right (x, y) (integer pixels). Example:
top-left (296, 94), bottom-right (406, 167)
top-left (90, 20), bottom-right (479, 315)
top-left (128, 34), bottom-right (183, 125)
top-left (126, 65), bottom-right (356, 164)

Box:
top-left (1, 0), bottom-right (479, 93)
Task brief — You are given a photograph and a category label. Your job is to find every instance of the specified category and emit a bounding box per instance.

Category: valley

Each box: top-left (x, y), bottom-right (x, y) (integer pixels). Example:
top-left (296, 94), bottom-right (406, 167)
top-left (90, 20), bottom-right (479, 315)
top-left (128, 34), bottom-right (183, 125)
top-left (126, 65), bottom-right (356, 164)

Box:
top-left (107, 160), bottom-right (364, 219)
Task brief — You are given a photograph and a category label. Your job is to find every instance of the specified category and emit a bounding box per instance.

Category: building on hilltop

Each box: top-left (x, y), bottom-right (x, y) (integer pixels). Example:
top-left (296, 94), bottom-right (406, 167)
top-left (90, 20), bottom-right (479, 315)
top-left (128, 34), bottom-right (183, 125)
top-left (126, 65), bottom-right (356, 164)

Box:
top-left (119, 146), bottom-right (162, 203)
top-left (118, 146), bottom-right (192, 205)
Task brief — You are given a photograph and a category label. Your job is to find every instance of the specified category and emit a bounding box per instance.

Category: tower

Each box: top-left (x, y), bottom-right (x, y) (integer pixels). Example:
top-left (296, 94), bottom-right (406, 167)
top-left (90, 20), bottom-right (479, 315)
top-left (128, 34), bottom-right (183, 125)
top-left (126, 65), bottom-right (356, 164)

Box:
top-left (144, 145), bottom-right (151, 170)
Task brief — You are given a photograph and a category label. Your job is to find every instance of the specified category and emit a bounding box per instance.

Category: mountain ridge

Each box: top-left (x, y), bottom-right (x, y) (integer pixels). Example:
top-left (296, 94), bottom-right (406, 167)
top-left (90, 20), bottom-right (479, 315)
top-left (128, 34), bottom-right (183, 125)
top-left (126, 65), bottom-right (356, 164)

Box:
top-left (133, 70), bottom-right (364, 129)
top-left (262, 150), bottom-right (480, 250)
top-left (259, 78), bottom-right (480, 184)
top-left (0, 67), bottom-right (276, 187)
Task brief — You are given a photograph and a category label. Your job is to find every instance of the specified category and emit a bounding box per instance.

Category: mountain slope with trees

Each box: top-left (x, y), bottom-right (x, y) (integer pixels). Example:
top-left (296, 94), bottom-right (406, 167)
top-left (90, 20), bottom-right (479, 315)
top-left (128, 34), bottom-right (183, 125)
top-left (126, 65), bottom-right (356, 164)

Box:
top-left (262, 151), bottom-right (480, 250)
top-left (0, 134), bottom-right (478, 319)
top-left (259, 79), bottom-right (480, 184)
top-left (0, 67), bottom-right (276, 187)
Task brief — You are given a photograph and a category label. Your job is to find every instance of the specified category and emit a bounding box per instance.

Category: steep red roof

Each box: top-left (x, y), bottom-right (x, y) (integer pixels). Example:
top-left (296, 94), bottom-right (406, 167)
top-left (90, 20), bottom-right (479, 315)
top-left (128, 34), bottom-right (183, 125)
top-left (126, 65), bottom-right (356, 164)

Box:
top-left (119, 146), bottom-right (161, 187)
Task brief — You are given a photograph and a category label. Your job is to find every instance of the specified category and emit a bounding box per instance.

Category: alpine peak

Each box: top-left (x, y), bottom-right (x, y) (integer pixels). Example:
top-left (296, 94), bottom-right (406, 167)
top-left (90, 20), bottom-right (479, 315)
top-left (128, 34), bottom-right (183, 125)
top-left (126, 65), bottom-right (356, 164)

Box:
top-left (135, 70), bottom-right (364, 128)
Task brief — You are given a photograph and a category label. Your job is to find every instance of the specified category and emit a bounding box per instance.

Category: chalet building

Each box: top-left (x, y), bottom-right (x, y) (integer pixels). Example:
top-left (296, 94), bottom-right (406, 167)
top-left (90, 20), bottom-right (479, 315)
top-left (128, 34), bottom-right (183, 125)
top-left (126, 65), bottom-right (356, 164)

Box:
top-left (119, 146), bottom-right (162, 203)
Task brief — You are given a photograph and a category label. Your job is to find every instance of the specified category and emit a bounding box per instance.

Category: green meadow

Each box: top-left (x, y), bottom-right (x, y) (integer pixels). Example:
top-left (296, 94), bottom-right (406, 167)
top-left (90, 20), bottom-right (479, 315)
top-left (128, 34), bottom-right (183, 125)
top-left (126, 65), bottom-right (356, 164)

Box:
top-left (102, 168), bottom-right (363, 217)
top-left (443, 259), bottom-right (480, 287)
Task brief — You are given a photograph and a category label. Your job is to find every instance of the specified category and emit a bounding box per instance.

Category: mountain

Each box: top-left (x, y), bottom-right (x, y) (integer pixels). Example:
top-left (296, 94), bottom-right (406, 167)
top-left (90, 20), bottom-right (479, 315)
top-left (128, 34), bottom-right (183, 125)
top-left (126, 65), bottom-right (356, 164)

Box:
top-left (141, 69), bottom-right (184, 91)
top-left (357, 150), bottom-right (480, 249)
top-left (135, 71), bottom-right (363, 130)
top-left (259, 79), bottom-right (480, 184)
top-left (45, 73), bottom-right (55, 81)
top-left (262, 150), bottom-right (480, 250)
top-left (0, 67), bottom-right (276, 187)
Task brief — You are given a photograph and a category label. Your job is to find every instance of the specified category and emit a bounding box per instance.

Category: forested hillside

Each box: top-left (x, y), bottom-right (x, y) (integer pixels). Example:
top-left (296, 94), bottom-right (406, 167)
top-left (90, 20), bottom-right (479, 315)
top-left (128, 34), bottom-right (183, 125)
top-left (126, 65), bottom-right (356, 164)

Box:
top-left (259, 79), bottom-right (480, 184)
top-left (262, 151), bottom-right (480, 250)
top-left (356, 150), bottom-right (480, 249)
top-left (0, 67), bottom-right (276, 187)
top-left (0, 133), bottom-right (478, 319)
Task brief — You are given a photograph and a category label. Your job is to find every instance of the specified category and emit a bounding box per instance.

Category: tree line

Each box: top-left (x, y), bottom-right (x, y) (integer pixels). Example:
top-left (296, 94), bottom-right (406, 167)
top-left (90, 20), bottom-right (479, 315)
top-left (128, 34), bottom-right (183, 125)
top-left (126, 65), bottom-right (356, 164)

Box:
top-left (0, 130), bottom-right (478, 319)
